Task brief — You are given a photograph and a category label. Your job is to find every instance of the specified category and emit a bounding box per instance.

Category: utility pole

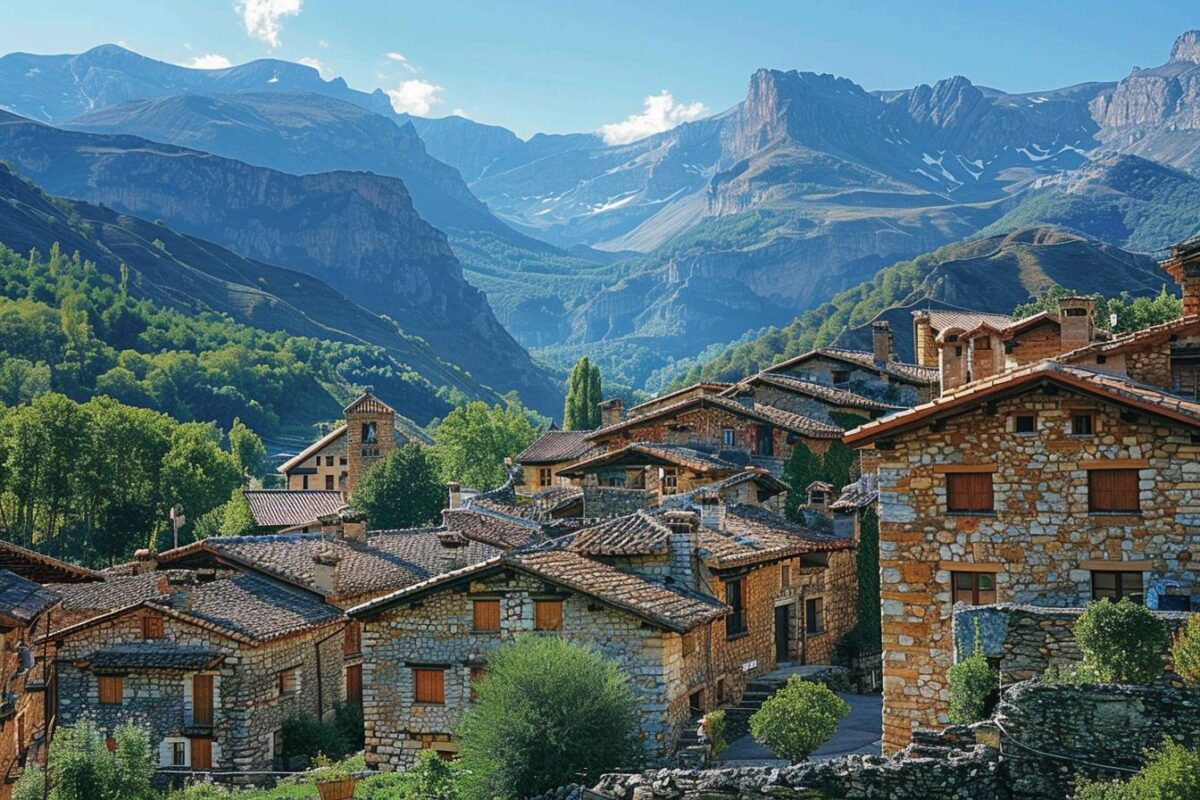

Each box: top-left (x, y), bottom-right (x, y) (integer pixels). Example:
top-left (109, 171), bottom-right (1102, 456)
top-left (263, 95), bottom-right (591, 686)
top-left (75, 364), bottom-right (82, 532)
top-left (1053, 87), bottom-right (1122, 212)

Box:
top-left (170, 504), bottom-right (186, 550)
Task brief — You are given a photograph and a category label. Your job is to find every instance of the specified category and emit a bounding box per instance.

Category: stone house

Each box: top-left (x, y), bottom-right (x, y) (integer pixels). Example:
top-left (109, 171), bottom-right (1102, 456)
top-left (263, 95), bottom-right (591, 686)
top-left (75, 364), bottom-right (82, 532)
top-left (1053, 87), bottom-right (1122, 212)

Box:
top-left (844, 359), bottom-right (1200, 753)
top-left (719, 372), bottom-right (903, 428)
top-left (514, 429), bottom-right (594, 490)
top-left (618, 383), bottom-right (732, 421)
top-left (347, 484), bottom-right (855, 770)
top-left (0, 571), bottom-right (59, 799)
top-left (46, 572), bottom-right (345, 776)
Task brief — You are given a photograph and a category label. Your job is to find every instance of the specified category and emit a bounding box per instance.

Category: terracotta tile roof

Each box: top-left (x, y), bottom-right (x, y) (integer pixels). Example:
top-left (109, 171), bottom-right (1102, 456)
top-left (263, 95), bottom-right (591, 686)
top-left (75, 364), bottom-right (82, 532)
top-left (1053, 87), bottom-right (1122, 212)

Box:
top-left (725, 374), bottom-right (904, 412)
top-left (845, 360), bottom-right (1200, 446)
top-left (244, 490), bottom-right (347, 528)
top-left (515, 430), bottom-right (595, 464)
top-left (586, 395), bottom-right (842, 442)
top-left (920, 309), bottom-right (1014, 334)
top-left (0, 570), bottom-right (59, 626)
top-left (83, 645), bottom-right (223, 672)
top-left (49, 570), bottom-right (189, 617)
top-left (627, 383), bottom-right (732, 417)
top-left (277, 425), bottom-right (346, 475)
top-left (764, 347), bottom-right (940, 386)
top-left (0, 540), bottom-right (103, 584)
top-left (558, 442), bottom-right (745, 478)
top-left (828, 477), bottom-right (878, 511)
top-left (567, 511), bottom-right (673, 556)
top-left (1056, 314), bottom-right (1200, 363)
top-left (441, 508), bottom-right (543, 550)
top-left (697, 505), bottom-right (854, 568)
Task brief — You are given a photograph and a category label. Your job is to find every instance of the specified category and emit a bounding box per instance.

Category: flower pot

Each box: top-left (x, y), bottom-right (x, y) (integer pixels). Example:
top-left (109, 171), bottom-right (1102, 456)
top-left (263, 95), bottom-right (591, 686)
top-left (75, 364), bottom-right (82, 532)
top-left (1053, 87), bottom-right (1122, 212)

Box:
top-left (316, 777), bottom-right (358, 800)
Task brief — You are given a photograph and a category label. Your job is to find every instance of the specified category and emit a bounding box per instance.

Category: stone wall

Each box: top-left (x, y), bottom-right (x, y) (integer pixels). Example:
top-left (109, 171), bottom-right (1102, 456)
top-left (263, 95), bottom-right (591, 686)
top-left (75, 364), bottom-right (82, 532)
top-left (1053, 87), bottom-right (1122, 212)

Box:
top-left (953, 603), bottom-right (1193, 682)
top-left (744, 384), bottom-right (872, 428)
top-left (772, 356), bottom-right (927, 406)
top-left (582, 486), bottom-right (654, 517)
top-left (875, 385), bottom-right (1200, 751)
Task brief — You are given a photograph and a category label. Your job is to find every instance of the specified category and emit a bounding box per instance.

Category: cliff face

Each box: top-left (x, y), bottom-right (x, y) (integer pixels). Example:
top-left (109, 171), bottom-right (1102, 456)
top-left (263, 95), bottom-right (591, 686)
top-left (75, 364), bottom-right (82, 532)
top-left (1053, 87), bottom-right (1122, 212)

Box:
top-left (0, 112), bottom-right (562, 414)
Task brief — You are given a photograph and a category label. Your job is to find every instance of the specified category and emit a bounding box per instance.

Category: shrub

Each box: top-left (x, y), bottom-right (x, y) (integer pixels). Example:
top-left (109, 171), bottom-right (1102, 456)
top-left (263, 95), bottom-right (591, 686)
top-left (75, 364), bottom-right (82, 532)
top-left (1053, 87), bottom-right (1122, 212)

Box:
top-left (333, 701), bottom-right (365, 753)
top-left (13, 767), bottom-right (45, 800)
top-left (1074, 599), bottom-right (1169, 684)
top-left (111, 724), bottom-right (157, 800)
top-left (455, 636), bottom-right (639, 800)
top-left (704, 710), bottom-right (728, 758)
top-left (948, 650), bottom-right (998, 724)
top-left (405, 749), bottom-right (459, 800)
top-left (1073, 738), bottom-right (1200, 800)
top-left (749, 677), bottom-right (850, 763)
top-left (40, 720), bottom-right (157, 800)
top-left (1170, 613), bottom-right (1200, 685)
top-left (1041, 662), bottom-right (1084, 685)
top-left (280, 715), bottom-right (352, 771)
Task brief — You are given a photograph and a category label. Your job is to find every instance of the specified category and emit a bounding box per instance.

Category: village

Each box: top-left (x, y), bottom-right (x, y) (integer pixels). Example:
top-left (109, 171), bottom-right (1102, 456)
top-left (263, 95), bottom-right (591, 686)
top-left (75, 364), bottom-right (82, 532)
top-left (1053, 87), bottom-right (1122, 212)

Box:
top-left (0, 236), bottom-right (1197, 800)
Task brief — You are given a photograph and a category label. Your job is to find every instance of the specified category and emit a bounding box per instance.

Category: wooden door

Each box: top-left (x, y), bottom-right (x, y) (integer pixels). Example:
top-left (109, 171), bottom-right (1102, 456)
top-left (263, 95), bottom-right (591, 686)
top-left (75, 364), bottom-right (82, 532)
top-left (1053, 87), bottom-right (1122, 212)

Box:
top-left (192, 675), bottom-right (214, 727)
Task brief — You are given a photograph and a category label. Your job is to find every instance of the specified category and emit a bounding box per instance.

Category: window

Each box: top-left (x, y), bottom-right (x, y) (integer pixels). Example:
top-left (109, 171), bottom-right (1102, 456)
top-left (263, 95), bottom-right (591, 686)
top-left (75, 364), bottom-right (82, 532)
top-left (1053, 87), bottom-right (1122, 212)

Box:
top-left (277, 668), bottom-right (299, 697)
top-left (413, 668), bottom-right (445, 704)
top-left (662, 468), bottom-right (678, 495)
top-left (780, 564), bottom-right (791, 589)
top-left (722, 427), bottom-right (736, 447)
top-left (805, 597), bottom-right (824, 636)
top-left (325, 455), bottom-right (334, 467)
top-left (302, 474), bottom-right (309, 490)
top-left (1072, 414), bottom-right (1094, 436)
top-left (344, 621), bottom-right (362, 655)
top-left (946, 472), bottom-right (994, 513)
top-left (725, 578), bottom-right (746, 637)
top-left (190, 738), bottom-right (213, 770)
top-left (339, 456), bottom-right (348, 466)
top-left (952, 571), bottom-right (998, 605)
top-left (141, 615), bottom-right (163, 639)
top-left (1013, 415), bottom-right (1036, 434)
top-left (469, 667), bottom-right (487, 702)
top-left (1088, 469), bottom-right (1140, 513)
top-left (472, 599), bottom-right (501, 632)
top-left (345, 664), bottom-right (363, 708)
top-left (1091, 571), bottom-right (1144, 603)
top-left (534, 599), bottom-right (563, 632)
top-left (270, 729), bottom-right (283, 768)
top-left (832, 370), bottom-right (850, 385)
top-left (98, 675), bottom-right (123, 705)
top-left (171, 740), bottom-right (187, 767)
top-left (325, 474), bottom-right (335, 490)
top-left (192, 674), bottom-right (214, 727)
top-left (361, 421), bottom-right (377, 444)
top-left (538, 467), bottom-right (552, 487)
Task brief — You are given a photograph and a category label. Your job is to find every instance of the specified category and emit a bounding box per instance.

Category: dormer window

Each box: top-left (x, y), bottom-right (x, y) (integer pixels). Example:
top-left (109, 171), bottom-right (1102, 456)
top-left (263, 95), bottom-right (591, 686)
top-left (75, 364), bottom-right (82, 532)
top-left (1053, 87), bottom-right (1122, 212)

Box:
top-left (832, 370), bottom-right (850, 385)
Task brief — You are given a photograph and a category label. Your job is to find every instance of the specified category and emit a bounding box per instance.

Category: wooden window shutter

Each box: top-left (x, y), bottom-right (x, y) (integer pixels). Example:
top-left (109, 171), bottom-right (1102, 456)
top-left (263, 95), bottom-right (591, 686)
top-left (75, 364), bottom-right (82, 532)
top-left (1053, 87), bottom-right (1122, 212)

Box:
top-left (345, 664), bottom-right (363, 708)
top-left (1089, 469), bottom-right (1139, 512)
top-left (141, 616), bottom-right (163, 639)
top-left (534, 599), bottom-right (563, 632)
top-left (190, 738), bottom-right (213, 770)
top-left (192, 675), bottom-right (214, 727)
top-left (947, 473), bottom-right (993, 512)
top-left (413, 669), bottom-right (445, 704)
top-left (344, 621), bottom-right (362, 655)
top-left (473, 600), bottom-right (501, 632)
top-left (98, 675), bottom-right (123, 705)
top-left (469, 667), bottom-right (487, 701)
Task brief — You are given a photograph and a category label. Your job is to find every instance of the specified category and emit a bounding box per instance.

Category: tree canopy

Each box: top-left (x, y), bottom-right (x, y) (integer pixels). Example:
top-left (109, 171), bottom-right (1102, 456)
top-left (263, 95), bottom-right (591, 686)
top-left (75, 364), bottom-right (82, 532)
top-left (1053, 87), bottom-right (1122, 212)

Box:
top-left (349, 442), bottom-right (446, 530)
top-left (563, 356), bottom-right (602, 430)
top-left (430, 396), bottom-right (538, 490)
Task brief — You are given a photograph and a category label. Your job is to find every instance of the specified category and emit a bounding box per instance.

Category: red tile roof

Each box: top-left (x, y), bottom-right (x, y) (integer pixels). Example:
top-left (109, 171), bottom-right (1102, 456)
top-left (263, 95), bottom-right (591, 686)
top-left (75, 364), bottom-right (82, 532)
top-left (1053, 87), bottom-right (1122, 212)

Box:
top-left (764, 347), bottom-right (939, 386)
top-left (515, 430), bottom-right (594, 464)
top-left (1056, 314), bottom-right (1200, 363)
top-left (586, 394), bottom-right (842, 442)
top-left (243, 490), bottom-right (347, 528)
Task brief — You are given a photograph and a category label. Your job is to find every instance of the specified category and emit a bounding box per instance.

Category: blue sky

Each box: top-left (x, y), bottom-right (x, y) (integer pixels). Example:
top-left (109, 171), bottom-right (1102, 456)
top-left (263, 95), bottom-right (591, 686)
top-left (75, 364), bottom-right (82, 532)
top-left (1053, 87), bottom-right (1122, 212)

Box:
top-left (1, 1), bottom-right (1196, 139)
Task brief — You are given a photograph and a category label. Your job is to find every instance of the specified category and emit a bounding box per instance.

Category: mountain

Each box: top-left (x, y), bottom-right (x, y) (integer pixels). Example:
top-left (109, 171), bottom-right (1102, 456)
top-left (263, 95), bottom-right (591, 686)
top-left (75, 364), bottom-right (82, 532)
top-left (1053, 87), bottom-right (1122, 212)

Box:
top-left (673, 228), bottom-right (1167, 382)
top-left (980, 154), bottom-right (1200, 252)
top-left (0, 161), bottom-right (486, 429)
top-left (0, 111), bottom-right (562, 415)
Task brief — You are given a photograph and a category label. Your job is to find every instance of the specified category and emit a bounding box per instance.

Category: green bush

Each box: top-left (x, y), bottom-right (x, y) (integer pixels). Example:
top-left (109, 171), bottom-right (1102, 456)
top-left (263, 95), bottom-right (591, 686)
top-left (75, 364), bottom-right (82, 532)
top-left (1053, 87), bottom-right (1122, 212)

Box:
top-left (1073, 739), bottom-right (1200, 800)
top-left (749, 677), bottom-right (850, 763)
top-left (704, 710), bottom-right (728, 758)
top-left (455, 636), bottom-right (639, 800)
top-left (948, 650), bottom-right (998, 724)
top-left (1074, 599), bottom-right (1170, 684)
top-left (403, 749), bottom-right (459, 800)
top-left (333, 702), bottom-right (366, 754)
top-left (280, 715), bottom-right (352, 771)
top-left (40, 721), bottom-right (156, 800)
top-left (1170, 613), bottom-right (1200, 686)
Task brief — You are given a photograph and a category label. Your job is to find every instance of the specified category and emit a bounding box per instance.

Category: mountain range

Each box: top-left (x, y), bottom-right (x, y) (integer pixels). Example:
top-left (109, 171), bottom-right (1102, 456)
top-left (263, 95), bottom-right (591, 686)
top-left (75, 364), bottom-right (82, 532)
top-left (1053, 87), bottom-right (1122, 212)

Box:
top-left (1, 33), bottom-right (1199, 406)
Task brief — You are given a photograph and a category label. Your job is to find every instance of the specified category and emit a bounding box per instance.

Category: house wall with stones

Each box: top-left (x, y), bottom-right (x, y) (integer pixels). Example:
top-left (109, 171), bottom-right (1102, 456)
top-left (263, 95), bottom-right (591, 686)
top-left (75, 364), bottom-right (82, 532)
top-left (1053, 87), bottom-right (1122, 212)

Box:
top-left (1006, 321), bottom-right (1064, 367)
top-left (874, 387), bottom-right (1200, 752)
top-left (346, 404), bottom-right (395, 496)
top-left (0, 618), bottom-right (50, 799)
top-left (53, 607), bottom-right (346, 775)
top-left (773, 358), bottom-right (930, 405)
top-left (285, 434), bottom-right (348, 492)
top-left (735, 385), bottom-right (873, 428)
top-left (582, 486), bottom-right (656, 517)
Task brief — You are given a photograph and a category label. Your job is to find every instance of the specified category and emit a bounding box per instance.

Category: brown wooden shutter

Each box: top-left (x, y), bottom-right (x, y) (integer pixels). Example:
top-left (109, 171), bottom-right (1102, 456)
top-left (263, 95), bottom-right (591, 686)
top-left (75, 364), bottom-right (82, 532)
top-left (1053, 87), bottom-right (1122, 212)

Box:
top-left (469, 667), bottom-right (487, 701)
top-left (343, 621), bottom-right (362, 655)
top-left (192, 675), bottom-right (214, 726)
top-left (141, 616), bottom-right (163, 639)
top-left (534, 600), bottom-right (563, 632)
top-left (413, 669), bottom-right (445, 704)
top-left (190, 738), bottom-right (213, 770)
top-left (473, 600), bottom-right (501, 631)
top-left (948, 473), bottom-right (993, 512)
top-left (1089, 469), bottom-right (1139, 512)
top-left (345, 664), bottom-right (363, 708)
top-left (98, 676), bottom-right (123, 705)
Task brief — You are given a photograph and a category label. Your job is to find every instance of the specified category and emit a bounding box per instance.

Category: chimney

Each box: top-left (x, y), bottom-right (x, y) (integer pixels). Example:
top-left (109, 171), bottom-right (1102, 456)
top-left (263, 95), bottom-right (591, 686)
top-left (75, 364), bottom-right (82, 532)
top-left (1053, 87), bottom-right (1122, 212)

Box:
top-left (872, 321), bottom-right (894, 363)
top-left (447, 482), bottom-right (462, 510)
top-left (1161, 239), bottom-right (1200, 317)
top-left (320, 511), bottom-right (343, 539)
top-left (913, 311), bottom-right (937, 367)
top-left (1057, 296), bottom-right (1096, 350)
top-left (165, 572), bottom-right (197, 611)
top-left (698, 498), bottom-right (725, 531)
top-left (436, 531), bottom-right (470, 572)
top-left (598, 398), bottom-right (624, 428)
top-left (311, 547), bottom-right (341, 597)
top-left (131, 548), bottom-right (159, 576)
top-left (661, 510), bottom-right (699, 591)
top-left (340, 508), bottom-right (368, 544)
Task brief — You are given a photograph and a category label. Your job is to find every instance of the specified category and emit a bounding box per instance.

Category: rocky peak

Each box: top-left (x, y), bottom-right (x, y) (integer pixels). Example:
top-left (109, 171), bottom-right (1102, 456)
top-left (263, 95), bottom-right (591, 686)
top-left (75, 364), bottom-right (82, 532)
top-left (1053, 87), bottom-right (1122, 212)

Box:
top-left (903, 75), bottom-right (987, 129)
top-left (1170, 31), bottom-right (1200, 64)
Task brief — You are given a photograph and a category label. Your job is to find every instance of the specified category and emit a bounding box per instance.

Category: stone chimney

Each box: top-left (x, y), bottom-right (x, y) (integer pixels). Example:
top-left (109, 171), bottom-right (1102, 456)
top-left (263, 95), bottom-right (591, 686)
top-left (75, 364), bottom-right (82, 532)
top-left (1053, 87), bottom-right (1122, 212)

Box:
top-left (872, 321), bottom-right (894, 363)
top-left (1057, 296), bottom-right (1096, 350)
top-left (165, 572), bottom-right (197, 611)
top-left (447, 482), bottom-right (462, 510)
top-left (1162, 238), bottom-right (1200, 317)
top-left (598, 398), bottom-right (624, 428)
top-left (912, 311), bottom-right (937, 367)
top-left (662, 510), bottom-right (699, 591)
top-left (340, 508), bottom-right (368, 544)
top-left (698, 498), bottom-right (725, 531)
top-left (311, 547), bottom-right (341, 597)
top-left (131, 548), bottom-right (159, 576)
top-left (939, 330), bottom-right (969, 393)
top-left (436, 531), bottom-right (470, 572)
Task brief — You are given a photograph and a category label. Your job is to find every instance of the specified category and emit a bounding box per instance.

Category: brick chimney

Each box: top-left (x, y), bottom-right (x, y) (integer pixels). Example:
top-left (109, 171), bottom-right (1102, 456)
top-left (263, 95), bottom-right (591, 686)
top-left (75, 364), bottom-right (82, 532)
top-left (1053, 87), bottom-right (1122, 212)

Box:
top-left (1161, 238), bottom-right (1200, 316)
top-left (598, 398), bottom-right (624, 428)
top-left (662, 510), bottom-right (699, 591)
top-left (1057, 296), bottom-right (1096, 350)
top-left (340, 509), bottom-right (368, 543)
top-left (872, 321), bottom-right (894, 363)
top-left (311, 547), bottom-right (341, 597)
top-left (912, 311), bottom-right (937, 367)
top-left (165, 572), bottom-right (197, 610)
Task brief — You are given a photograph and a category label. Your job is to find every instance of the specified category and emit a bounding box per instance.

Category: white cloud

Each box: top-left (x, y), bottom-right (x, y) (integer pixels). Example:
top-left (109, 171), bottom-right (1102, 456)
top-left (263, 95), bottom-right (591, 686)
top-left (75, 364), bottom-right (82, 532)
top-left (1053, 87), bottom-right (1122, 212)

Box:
top-left (298, 56), bottom-right (329, 78)
top-left (318, 38), bottom-right (329, 48)
top-left (385, 51), bottom-right (418, 74)
top-left (385, 79), bottom-right (444, 116)
top-left (185, 53), bottom-right (234, 69)
top-left (599, 90), bottom-right (708, 145)
top-left (452, 108), bottom-right (470, 119)
top-left (236, 0), bottom-right (303, 47)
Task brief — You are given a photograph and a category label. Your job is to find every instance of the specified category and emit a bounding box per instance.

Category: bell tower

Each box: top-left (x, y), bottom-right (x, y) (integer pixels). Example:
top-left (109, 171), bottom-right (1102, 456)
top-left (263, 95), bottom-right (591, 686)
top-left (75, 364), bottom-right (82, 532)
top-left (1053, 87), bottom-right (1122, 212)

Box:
top-left (344, 389), bottom-right (396, 497)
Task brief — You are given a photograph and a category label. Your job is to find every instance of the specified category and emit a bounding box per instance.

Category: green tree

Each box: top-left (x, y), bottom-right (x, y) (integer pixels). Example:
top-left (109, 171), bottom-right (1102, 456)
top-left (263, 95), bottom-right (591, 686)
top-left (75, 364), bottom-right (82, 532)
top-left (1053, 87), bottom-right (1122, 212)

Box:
top-left (948, 634), bottom-right (998, 724)
top-left (846, 506), bottom-right (881, 655)
top-left (159, 422), bottom-right (241, 546)
top-left (46, 720), bottom-right (117, 800)
top-left (781, 443), bottom-right (825, 521)
top-left (228, 417), bottom-right (267, 482)
top-left (1074, 739), bottom-right (1200, 800)
top-left (111, 725), bottom-right (157, 800)
top-left (430, 397), bottom-right (537, 490)
top-left (0, 357), bottom-right (51, 405)
top-left (219, 487), bottom-right (258, 537)
top-left (350, 442), bottom-right (445, 530)
top-left (1171, 613), bottom-right (1200, 685)
top-left (749, 677), bottom-right (850, 763)
top-left (1074, 598), bottom-right (1170, 684)
top-left (563, 356), bottom-right (602, 430)
top-left (586, 360), bottom-right (603, 429)
top-left (456, 637), bottom-right (639, 800)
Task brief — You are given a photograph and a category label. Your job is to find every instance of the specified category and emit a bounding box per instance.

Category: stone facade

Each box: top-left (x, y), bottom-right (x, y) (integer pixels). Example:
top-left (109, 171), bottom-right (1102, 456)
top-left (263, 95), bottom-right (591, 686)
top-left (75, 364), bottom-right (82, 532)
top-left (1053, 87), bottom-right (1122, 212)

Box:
top-left (864, 386), bottom-right (1200, 751)
top-left (770, 354), bottom-right (933, 406)
top-left (0, 616), bottom-right (52, 798)
top-left (345, 394), bottom-right (396, 496)
top-left (284, 431), bottom-right (349, 492)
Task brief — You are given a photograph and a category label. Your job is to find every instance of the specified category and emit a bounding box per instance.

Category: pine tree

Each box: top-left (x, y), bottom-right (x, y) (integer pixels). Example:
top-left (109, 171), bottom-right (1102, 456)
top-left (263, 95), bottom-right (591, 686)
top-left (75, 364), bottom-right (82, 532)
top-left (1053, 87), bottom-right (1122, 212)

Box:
top-left (563, 357), bottom-right (592, 430)
top-left (586, 362), bottom-right (603, 428)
